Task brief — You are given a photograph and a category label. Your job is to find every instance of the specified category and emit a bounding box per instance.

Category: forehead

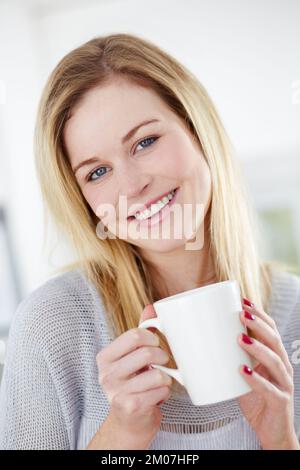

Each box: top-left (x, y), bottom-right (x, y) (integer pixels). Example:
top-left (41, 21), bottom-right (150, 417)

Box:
top-left (63, 78), bottom-right (174, 164)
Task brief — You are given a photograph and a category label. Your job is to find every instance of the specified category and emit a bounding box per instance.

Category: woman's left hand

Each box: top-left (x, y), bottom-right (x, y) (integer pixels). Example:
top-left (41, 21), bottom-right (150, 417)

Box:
top-left (237, 298), bottom-right (300, 450)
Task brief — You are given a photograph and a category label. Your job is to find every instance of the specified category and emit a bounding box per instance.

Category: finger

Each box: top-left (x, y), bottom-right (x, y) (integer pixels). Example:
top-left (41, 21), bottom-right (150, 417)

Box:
top-left (139, 304), bottom-right (158, 334)
top-left (114, 386), bottom-right (171, 411)
top-left (238, 333), bottom-right (293, 392)
top-left (239, 364), bottom-right (290, 410)
top-left (113, 346), bottom-right (169, 379)
top-left (239, 310), bottom-right (293, 376)
top-left (134, 305), bottom-right (159, 373)
top-left (97, 327), bottom-right (159, 364)
top-left (242, 299), bottom-right (277, 331)
top-left (125, 368), bottom-right (172, 393)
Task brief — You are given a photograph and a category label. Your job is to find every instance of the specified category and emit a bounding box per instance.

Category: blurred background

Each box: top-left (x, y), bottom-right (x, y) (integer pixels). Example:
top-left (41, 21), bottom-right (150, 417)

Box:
top-left (0, 0), bottom-right (299, 376)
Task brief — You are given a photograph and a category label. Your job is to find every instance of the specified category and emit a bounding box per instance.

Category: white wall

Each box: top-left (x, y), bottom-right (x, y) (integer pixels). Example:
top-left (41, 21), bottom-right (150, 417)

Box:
top-left (0, 1), bottom-right (44, 299)
top-left (34, 0), bottom-right (300, 157)
top-left (0, 0), bottom-right (299, 305)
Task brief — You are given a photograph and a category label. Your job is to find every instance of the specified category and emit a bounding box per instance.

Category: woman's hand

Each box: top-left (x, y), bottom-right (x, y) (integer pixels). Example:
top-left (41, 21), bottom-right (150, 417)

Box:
top-left (237, 298), bottom-right (300, 450)
top-left (95, 304), bottom-right (172, 449)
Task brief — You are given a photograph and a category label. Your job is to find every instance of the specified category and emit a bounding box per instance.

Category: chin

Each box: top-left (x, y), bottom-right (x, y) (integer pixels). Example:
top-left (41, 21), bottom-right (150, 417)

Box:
top-left (133, 237), bottom-right (188, 253)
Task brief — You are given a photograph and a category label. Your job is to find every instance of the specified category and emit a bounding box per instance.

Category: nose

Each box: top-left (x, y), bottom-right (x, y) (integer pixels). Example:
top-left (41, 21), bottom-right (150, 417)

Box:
top-left (117, 161), bottom-right (151, 200)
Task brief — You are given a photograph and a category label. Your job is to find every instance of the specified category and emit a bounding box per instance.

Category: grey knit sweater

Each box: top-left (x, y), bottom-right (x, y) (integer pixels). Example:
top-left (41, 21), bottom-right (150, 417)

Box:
top-left (0, 267), bottom-right (299, 450)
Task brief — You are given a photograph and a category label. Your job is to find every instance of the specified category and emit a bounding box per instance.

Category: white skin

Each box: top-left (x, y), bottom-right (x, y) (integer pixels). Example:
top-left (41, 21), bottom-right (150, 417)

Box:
top-left (64, 76), bottom-right (216, 297)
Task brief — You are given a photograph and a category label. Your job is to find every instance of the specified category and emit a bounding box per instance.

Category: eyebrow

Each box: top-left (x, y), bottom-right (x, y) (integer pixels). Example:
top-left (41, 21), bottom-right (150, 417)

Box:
top-left (72, 118), bottom-right (160, 175)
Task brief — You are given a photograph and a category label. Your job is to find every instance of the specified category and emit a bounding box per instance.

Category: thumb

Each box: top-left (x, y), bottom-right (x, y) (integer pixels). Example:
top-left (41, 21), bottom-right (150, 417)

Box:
top-left (139, 304), bottom-right (157, 333)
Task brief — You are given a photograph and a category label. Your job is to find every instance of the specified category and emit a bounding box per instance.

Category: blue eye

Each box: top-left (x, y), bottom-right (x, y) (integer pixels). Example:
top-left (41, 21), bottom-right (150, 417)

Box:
top-left (134, 135), bottom-right (158, 152)
top-left (86, 135), bottom-right (158, 182)
top-left (87, 167), bottom-right (110, 182)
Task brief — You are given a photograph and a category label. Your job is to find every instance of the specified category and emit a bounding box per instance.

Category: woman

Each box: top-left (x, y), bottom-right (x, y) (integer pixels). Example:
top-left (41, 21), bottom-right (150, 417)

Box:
top-left (0, 33), bottom-right (299, 450)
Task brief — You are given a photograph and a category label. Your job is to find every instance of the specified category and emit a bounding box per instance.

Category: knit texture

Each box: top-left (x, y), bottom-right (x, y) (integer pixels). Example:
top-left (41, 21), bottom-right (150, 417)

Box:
top-left (0, 267), bottom-right (299, 450)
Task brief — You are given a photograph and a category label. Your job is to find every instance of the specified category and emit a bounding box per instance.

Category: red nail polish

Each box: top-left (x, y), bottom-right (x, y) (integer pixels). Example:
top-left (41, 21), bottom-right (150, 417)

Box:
top-left (244, 310), bottom-right (255, 321)
top-left (148, 327), bottom-right (157, 333)
top-left (243, 298), bottom-right (254, 307)
top-left (242, 333), bottom-right (254, 344)
top-left (243, 365), bottom-right (253, 375)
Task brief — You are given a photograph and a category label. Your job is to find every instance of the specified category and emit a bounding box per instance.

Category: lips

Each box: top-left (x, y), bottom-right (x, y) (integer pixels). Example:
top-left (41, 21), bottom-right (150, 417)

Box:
top-left (127, 187), bottom-right (179, 220)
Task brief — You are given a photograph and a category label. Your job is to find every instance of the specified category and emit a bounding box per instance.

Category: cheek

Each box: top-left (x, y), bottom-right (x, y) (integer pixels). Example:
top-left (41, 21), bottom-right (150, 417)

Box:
top-left (81, 185), bottom-right (116, 218)
top-left (165, 135), bottom-right (211, 190)
top-left (81, 186), bottom-right (98, 212)
top-left (157, 137), bottom-right (196, 180)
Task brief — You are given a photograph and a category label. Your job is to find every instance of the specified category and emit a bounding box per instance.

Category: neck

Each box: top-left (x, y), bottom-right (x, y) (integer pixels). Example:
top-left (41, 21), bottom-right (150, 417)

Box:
top-left (141, 223), bottom-right (217, 299)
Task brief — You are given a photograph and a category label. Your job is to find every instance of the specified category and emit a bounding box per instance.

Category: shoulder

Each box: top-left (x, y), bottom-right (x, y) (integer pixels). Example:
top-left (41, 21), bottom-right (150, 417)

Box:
top-left (269, 269), bottom-right (300, 333)
top-left (268, 270), bottom-right (300, 397)
top-left (269, 267), bottom-right (300, 306)
top-left (7, 267), bottom-right (109, 355)
top-left (268, 267), bottom-right (300, 337)
top-left (1, 268), bottom-right (113, 436)
top-left (269, 269), bottom-right (300, 435)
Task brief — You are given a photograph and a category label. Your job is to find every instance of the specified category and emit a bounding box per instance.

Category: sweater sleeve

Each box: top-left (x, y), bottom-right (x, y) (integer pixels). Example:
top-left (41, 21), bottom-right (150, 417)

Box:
top-left (288, 276), bottom-right (300, 443)
top-left (0, 296), bottom-right (70, 450)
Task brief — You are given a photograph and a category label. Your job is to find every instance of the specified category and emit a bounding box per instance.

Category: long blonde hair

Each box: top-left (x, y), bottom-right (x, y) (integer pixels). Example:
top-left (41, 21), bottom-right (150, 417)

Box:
top-left (34, 33), bottom-right (293, 387)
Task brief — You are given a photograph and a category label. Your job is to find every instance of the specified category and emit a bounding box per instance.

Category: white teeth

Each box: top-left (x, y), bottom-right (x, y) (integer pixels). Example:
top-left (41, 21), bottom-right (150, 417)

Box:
top-left (134, 189), bottom-right (176, 220)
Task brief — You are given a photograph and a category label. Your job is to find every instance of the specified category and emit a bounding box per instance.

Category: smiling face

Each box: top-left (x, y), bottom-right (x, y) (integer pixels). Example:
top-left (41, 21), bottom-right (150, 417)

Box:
top-left (63, 77), bottom-right (212, 254)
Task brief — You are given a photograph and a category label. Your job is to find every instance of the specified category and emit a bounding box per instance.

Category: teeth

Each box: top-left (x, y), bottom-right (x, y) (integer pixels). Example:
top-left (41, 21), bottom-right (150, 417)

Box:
top-left (134, 189), bottom-right (176, 220)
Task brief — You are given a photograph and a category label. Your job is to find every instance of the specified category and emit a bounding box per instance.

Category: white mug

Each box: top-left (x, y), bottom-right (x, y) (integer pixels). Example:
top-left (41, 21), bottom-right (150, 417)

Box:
top-left (138, 280), bottom-right (252, 406)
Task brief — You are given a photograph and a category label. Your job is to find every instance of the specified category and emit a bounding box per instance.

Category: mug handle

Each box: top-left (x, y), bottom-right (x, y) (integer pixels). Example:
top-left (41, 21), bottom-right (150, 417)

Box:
top-left (138, 318), bottom-right (184, 386)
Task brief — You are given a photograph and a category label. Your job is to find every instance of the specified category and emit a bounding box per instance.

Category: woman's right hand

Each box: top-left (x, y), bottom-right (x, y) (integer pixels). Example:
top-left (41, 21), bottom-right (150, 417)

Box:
top-left (96, 305), bottom-right (173, 446)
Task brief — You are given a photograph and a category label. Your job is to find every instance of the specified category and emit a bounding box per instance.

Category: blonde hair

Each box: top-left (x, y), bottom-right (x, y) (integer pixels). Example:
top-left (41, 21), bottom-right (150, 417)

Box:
top-left (34, 33), bottom-right (294, 391)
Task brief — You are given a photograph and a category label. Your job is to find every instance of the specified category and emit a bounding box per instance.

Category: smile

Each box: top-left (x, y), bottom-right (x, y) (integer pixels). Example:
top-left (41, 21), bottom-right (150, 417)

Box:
top-left (127, 187), bottom-right (180, 226)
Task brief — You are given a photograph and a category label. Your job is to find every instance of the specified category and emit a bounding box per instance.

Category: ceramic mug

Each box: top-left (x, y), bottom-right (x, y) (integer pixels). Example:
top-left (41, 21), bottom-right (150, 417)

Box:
top-left (138, 280), bottom-right (252, 406)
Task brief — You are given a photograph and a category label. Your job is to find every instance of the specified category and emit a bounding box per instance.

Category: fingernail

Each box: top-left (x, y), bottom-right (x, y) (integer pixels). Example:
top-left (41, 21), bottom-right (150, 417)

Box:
top-left (243, 365), bottom-right (253, 375)
top-left (149, 327), bottom-right (157, 333)
top-left (242, 333), bottom-right (254, 344)
top-left (243, 298), bottom-right (255, 308)
top-left (244, 309), bottom-right (256, 321)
